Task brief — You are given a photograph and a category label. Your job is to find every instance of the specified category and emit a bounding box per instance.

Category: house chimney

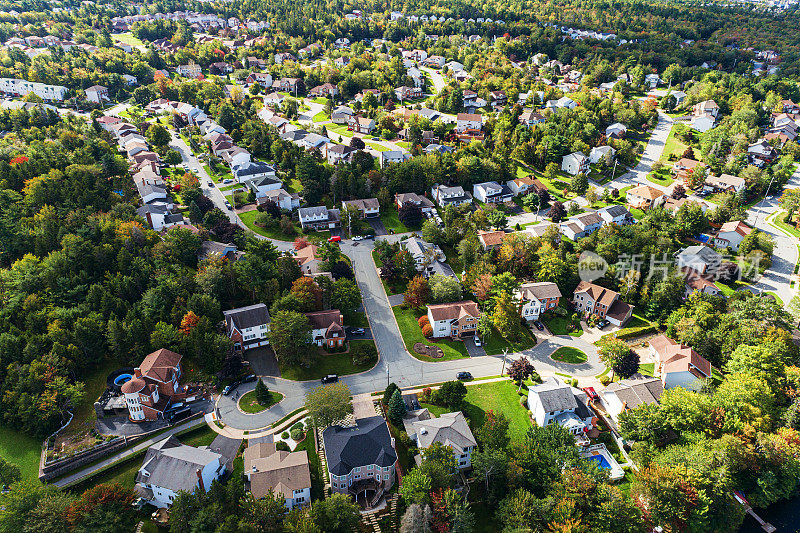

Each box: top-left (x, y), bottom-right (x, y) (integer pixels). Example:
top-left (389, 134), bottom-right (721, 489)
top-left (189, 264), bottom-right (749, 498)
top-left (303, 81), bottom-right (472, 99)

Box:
top-left (134, 368), bottom-right (142, 378)
top-left (196, 468), bottom-right (205, 492)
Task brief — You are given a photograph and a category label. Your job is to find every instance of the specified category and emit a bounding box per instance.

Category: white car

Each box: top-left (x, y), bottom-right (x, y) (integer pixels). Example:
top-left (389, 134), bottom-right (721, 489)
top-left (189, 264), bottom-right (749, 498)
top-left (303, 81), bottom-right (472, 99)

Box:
top-left (352, 235), bottom-right (364, 241)
top-left (474, 338), bottom-right (482, 347)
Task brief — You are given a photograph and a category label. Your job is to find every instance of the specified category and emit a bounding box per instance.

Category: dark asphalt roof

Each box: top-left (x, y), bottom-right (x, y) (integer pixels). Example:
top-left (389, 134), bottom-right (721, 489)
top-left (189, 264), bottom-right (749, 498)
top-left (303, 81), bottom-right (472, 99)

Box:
top-left (322, 415), bottom-right (397, 476)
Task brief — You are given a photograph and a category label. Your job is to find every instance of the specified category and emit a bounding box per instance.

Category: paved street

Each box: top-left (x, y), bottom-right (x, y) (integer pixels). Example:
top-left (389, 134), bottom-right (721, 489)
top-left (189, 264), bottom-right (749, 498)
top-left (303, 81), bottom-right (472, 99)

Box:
top-left (609, 110), bottom-right (673, 190)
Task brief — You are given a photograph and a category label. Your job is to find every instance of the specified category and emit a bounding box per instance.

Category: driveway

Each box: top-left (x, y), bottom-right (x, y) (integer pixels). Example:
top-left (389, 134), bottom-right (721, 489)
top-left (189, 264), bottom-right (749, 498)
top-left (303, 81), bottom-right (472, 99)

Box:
top-left (348, 327), bottom-right (373, 341)
top-left (368, 218), bottom-right (389, 236)
top-left (246, 346), bottom-right (281, 377)
top-left (464, 337), bottom-right (487, 358)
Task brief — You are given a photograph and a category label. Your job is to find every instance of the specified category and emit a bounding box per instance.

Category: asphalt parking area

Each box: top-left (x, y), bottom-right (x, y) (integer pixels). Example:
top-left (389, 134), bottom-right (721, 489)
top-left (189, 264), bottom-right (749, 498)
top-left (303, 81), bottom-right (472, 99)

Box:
top-left (463, 337), bottom-right (486, 358)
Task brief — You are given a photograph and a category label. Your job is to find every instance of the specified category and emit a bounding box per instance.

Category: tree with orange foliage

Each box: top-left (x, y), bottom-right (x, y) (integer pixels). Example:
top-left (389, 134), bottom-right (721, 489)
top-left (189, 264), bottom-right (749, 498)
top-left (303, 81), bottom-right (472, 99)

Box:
top-left (472, 273), bottom-right (493, 301)
top-left (180, 310), bottom-right (200, 335)
top-left (66, 483), bottom-right (136, 527)
top-left (294, 236), bottom-right (310, 250)
top-left (291, 277), bottom-right (322, 312)
top-left (422, 324), bottom-right (433, 337)
top-left (405, 276), bottom-right (429, 309)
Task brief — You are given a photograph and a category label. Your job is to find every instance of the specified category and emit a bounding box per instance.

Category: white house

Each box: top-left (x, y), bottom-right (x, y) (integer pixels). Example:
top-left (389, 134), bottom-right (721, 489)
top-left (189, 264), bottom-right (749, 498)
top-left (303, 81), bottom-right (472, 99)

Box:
top-left (401, 237), bottom-right (445, 270)
top-left (380, 150), bottom-right (410, 168)
top-left (257, 189), bottom-right (301, 211)
top-left (135, 436), bottom-right (224, 508)
top-left (342, 198), bottom-right (380, 218)
top-left (714, 220), bottom-right (752, 251)
top-left (430, 184), bottom-right (472, 207)
top-left (528, 377), bottom-right (596, 437)
top-left (455, 113), bottom-right (482, 133)
top-left (516, 282), bottom-right (562, 321)
top-left (560, 212), bottom-right (604, 240)
top-left (589, 145), bottom-right (615, 164)
top-left (473, 181), bottom-right (513, 203)
top-left (176, 62), bottom-right (203, 78)
top-left (596, 205), bottom-right (631, 225)
top-left (233, 161), bottom-right (279, 188)
top-left (601, 376), bottom-right (664, 424)
top-left (561, 152), bottom-right (589, 175)
top-left (85, 85), bottom-right (109, 103)
top-left (426, 301), bottom-right (481, 339)
top-left (326, 144), bottom-right (356, 165)
top-left (692, 114), bottom-right (716, 133)
top-left (224, 304), bottom-right (270, 351)
top-left (404, 411), bottom-right (477, 469)
top-left (605, 122), bottom-right (627, 139)
top-left (298, 206), bottom-right (341, 230)
top-left (0, 78), bottom-right (68, 101)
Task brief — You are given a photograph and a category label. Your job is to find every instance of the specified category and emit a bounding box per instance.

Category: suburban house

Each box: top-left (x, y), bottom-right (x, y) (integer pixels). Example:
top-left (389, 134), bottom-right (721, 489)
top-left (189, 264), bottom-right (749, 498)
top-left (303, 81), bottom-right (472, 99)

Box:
top-left (430, 184), bottom-right (472, 207)
top-left (561, 152), bottom-right (589, 175)
top-left (298, 206), bottom-right (341, 230)
top-left (331, 105), bottom-right (354, 124)
top-left (516, 281), bottom-right (562, 321)
top-left (342, 198), bottom-right (380, 218)
top-left (198, 241), bottom-right (244, 262)
top-left (401, 237), bottom-right (446, 272)
top-left (693, 100), bottom-right (720, 118)
top-left (572, 281), bottom-right (633, 326)
top-left (626, 185), bottom-right (664, 210)
top-left (601, 376), bottom-right (664, 424)
top-left (714, 220), bottom-right (752, 251)
top-left (395, 85), bottom-right (422, 100)
top-left (224, 304), bottom-right (271, 352)
top-left (348, 115), bottom-right (376, 134)
top-left (455, 113), bottom-right (483, 133)
top-left (121, 349), bottom-right (183, 422)
top-left (473, 181), bottom-right (514, 204)
top-left (649, 335), bottom-right (712, 390)
top-left (295, 244), bottom-right (324, 276)
top-left (670, 90), bottom-right (687, 106)
top-left (589, 145), bottom-right (615, 164)
top-left (233, 161), bottom-right (278, 185)
top-left (748, 139), bottom-right (778, 167)
top-left (427, 301), bottom-right (481, 339)
top-left (326, 144), bottom-right (356, 165)
top-left (309, 83), bottom-right (339, 98)
top-left (605, 122), bottom-right (627, 139)
top-left (597, 205), bottom-right (632, 225)
top-left (176, 62), bottom-right (203, 78)
top-left (380, 150), bottom-right (410, 167)
top-left (257, 189), bottom-right (300, 211)
top-left (477, 230), bottom-right (507, 251)
top-left (245, 72), bottom-right (273, 88)
top-left (508, 175), bottom-right (547, 196)
top-left (704, 173), bottom-right (745, 194)
top-left (85, 85), bottom-right (109, 103)
top-left (692, 113), bottom-right (716, 133)
top-left (528, 377), bottom-right (596, 440)
top-left (676, 245), bottom-right (722, 276)
top-left (403, 410), bottom-right (478, 469)
top-left (135, 436), bottom-right (224, 508)
top-left (137, 204), bottom-right (184, 232)
top-left (519, 110), bottom-right (546, 126)
top-left (305, 310), bottom-right (345, 348)
top-left (244, 442), bottom-right (311, 509)
top-left (395, 192), bottom-right (435, 213)
top-left (322, 416), bottom-right (397, 502)
top-left (560, 212), bottom-right (604, 240)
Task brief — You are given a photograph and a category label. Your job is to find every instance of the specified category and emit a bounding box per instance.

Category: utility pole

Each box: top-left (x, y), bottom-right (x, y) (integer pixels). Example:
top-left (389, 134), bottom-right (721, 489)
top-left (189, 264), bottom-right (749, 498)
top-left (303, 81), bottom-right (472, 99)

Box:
top-left (500, 348), bottom-right (508, 376)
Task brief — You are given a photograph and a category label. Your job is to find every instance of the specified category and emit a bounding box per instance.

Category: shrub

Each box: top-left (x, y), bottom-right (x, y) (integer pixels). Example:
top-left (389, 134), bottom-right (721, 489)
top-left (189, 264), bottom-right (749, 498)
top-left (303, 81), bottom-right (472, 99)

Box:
top-left (599, 375), bottom-right (611, 386)
top-left (530, 371), bottom-right (542, 384)
top-left (520, 396), bottom-right (528, 407)
top-left (291, 421), bottom-right (304, 432)
top-left (351, 342), bottom-right (378, 366)
top-left (421, 324), bottom-right (433, 337)
top-left (281, 431), bottom-right (290, 439)
top-left (419, 387), bottom-right (432, 403)
top-left (290, 428), bottom-right (304, 441)
top-left (418, 315), bottom-right (430, 327)
top-left (276, 441), bottom-right (290, 451)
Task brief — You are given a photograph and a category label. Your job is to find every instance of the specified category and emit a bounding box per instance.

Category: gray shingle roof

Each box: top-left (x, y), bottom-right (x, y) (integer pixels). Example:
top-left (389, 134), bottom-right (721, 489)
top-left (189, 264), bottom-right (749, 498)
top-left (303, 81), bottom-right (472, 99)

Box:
top-left (322, 416), bottom-right (397, 476)
top-left (530, 377), bottom-right (578, 413)
top-left (410, 412), bottom-right (477, 454)
top-left (224, 303), bottom-right (270, 330)
top-left (136, 436), bottom-right (222, 493)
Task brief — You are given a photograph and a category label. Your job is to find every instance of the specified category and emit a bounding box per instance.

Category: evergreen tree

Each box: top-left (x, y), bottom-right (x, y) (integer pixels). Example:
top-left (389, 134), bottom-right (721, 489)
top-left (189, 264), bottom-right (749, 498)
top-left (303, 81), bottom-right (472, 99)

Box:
top-left (255, 379), bottom-right (270, 405)
top-left (388, 389), bottom-right (407, 426)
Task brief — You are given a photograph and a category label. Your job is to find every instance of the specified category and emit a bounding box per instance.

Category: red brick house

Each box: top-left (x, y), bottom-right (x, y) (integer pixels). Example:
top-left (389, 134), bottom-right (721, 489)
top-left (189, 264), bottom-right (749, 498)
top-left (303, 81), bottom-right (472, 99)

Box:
top-left (305, 310), bottom-right (346, 348)
top-left (121, 349), bottom-right (183, 422)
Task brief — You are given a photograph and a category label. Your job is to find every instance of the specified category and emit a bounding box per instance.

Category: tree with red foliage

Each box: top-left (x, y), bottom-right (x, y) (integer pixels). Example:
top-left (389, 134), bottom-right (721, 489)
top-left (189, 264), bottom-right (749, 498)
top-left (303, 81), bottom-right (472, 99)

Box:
top-left (10, 155), bottom-right (28, 165)
top-left (472, 273), bottom-right (493, 301)
top-left (507, 357), bottom-right (535, 390)
top-left (405, 276), bottom-right (430, 309)
top-left (294, 237), bottom-right (310, 250)
top-left (66, 483), bottom-right (135, 527)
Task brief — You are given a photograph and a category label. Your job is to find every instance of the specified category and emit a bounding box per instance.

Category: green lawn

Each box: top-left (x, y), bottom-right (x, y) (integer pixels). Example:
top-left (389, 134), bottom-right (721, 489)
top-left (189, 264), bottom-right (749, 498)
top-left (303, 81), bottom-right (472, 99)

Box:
top-left (312, 111), bottom-right (328, 122)
top-left (638, 363), bottom-right (655, 376)
top-left (178, 425), bottom-right (218, 448)
top-left (239, 210), bottom-right (331, 242)
top-left (424, 380), bottom-right (532, 442)
top-left (772, 212), bottom-right (800, 239)
top-left (238, 390), bottom-right (284, 413)
top-left (660, 125), bottom-right (693, 162)
top-left (393, 306), bottom-right (469, 361)
top-left (482, 327), bottom-right (537, 356)
top-left (396, 141), bottom-right (411, 150)
top-left (286, 178), bottom-right (302, 194)
top-left (61, 359), bottom-right (118, 440)
top-left (542, 313), bottom-right (583, 337)
top-left (293, 431), bottom-right (325, 501)
top-left (0, 425), bottom-right (42, 481)
top-left (372, 250), bottom-right (407, 296)
top-left (714, 281), bottom-right (736, 297)
top-left (647, 168), bottom-right (675, 187)
top-left (365, 141), bottom-right (390, 152)
top-left (550, 346), bottom-right (588, 364)
top-left (379, 209), bottom-right (411, 234)
top-left (278, 340), bottom-right (378, 381)
top-left (111, 32), bottom-right (144, 47)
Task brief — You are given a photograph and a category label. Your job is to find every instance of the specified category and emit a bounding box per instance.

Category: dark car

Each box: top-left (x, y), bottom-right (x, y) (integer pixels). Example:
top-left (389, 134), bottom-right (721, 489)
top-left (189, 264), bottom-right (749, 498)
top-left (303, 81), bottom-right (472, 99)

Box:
top-left (457, 371), bottom-right (473, 381)
top-left (321, 374), bottom-right (339, 384)
top-left (242, 374), bottom-right (257, 384)
top-left (222, 382), bottom-right (238, 395)
top-left (597, 319), bottom-right (610, 329)
top-left (350, 328), bottom-right (365, 336)
top-left (533, 321), bottom-right (545, 331)
top-left (168, 407), bottom-right (192, 423)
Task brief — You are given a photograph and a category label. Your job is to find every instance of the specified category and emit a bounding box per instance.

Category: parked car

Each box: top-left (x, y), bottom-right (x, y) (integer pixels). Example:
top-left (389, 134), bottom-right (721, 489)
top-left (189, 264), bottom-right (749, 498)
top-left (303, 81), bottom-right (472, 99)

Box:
top-left (328, 236), bottom-right (341, 243)
top-left (222, 382), bottom-right (238, 395)
top-left (352, 235), bottom-right (364, 241)
top-left (371, 137), bottom-right (381, 141)
top-left (242, 374), bottom-right (257, 384)
top-left (224, 201), bottom-right (232, 210)
top-left (457, 371), bottom-right (473, 381)
top-left (350, 328), bottom-right (365, 336)
top-left (223, 179), bottom-right (234, 184)
top-left (597, 319), bottom-right (610, 329)
top-left (321, 374), bottom-right (339, 384)
top-left (533, 321), bottom-right (545, 331)
top-left (473, 337), bottom-right (482, 347)
top-left (168, 407), bottom-right (192, 423)
top-left (583, 387), bottom-right (600, 402)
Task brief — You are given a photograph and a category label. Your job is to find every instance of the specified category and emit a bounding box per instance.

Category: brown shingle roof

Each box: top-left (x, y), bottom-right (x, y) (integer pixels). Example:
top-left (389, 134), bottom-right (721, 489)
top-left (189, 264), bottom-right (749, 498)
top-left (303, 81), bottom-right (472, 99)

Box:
top-left (477, 230), bottom-right (507, 247)
top-left (244, 443), bottom-right (311, 500)
top-left (305, 310), bottom-right (342, 330)
top-left (139, 349), bottom-right (182, 383)
top-left (427, 301), bottom-right (480, 322)
top-left (574, 281), bottom-right (618, 307)
top-left (518, 281), bottom-right (562, 301)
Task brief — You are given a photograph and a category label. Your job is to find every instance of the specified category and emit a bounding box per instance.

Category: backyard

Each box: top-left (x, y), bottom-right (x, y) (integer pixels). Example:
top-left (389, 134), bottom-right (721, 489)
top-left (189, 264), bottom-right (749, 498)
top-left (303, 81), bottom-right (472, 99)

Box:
top-left (0, 425), bottom-right (42, 481)
top-left (393, 306), bottom-right (469, 361)
top-left (421, 380), bottom-right (533, 442)
top-left (278, 340), bottom-right (378, 381)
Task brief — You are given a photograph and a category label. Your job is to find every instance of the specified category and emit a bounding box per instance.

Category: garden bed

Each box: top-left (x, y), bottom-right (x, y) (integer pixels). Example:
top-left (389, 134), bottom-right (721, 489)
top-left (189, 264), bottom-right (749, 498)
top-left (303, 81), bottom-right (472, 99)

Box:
top-left (413, 343), bottom-right (444, 358)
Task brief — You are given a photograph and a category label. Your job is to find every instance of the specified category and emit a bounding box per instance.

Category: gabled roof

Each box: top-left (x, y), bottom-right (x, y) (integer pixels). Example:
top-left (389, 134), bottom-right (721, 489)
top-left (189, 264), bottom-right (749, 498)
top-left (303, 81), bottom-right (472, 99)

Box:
top-left (427, 301), bottom-right (480, 322)
top-left (411, 412), bottom-right (477, 454)
top-left (604, 376), bottom-right (664, 410)
top-left (477, 230), bottom-right (507, 248)
top-left (244, 443), bottom-right (311, 500)
top-left (627, 184), bottom-right (663, 201)
top-left (574, 281), bottom-right (618, 307)
top-left (718, 220), bottom-right (752, 237)
top-left (650, 335), bottom-right (712, 377)
top-left (139, 349), bottom-right (182, 383)
top-left (305, 309), bottom-right (342, 331)
top-left (322, 416), bottom-right (397, 476)
top-left (224, 303), bottom-right (270, 331)
top-left (518, 281), bottom-right (562, 301)
top-left (137, 436), bottom-right (221, 493)
top-left (530, 377), bottom-right (578, 413)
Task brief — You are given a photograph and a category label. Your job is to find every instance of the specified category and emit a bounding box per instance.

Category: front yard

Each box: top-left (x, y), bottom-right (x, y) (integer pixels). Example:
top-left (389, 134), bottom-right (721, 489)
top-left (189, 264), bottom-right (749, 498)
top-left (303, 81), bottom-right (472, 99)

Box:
top-left (393, 306), bottom-right (469, 361)
top-left (239, 210), bottom-right (331, 242)
top-left (482, 326), bottom-right (537, 356)
top-left (542, 310), bottom-right (583, 337)
top-left (278, 340), bottom-right (378, 381)
top-left (379, 208), bottom-right (412, 234)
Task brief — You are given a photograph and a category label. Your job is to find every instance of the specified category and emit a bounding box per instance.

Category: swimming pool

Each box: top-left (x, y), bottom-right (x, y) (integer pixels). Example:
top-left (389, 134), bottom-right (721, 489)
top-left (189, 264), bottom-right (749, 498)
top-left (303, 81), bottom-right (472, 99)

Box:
top-left (114, 373), bottom-right (133, 387)
top-left (587, 454), bottom-right (612, 469)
